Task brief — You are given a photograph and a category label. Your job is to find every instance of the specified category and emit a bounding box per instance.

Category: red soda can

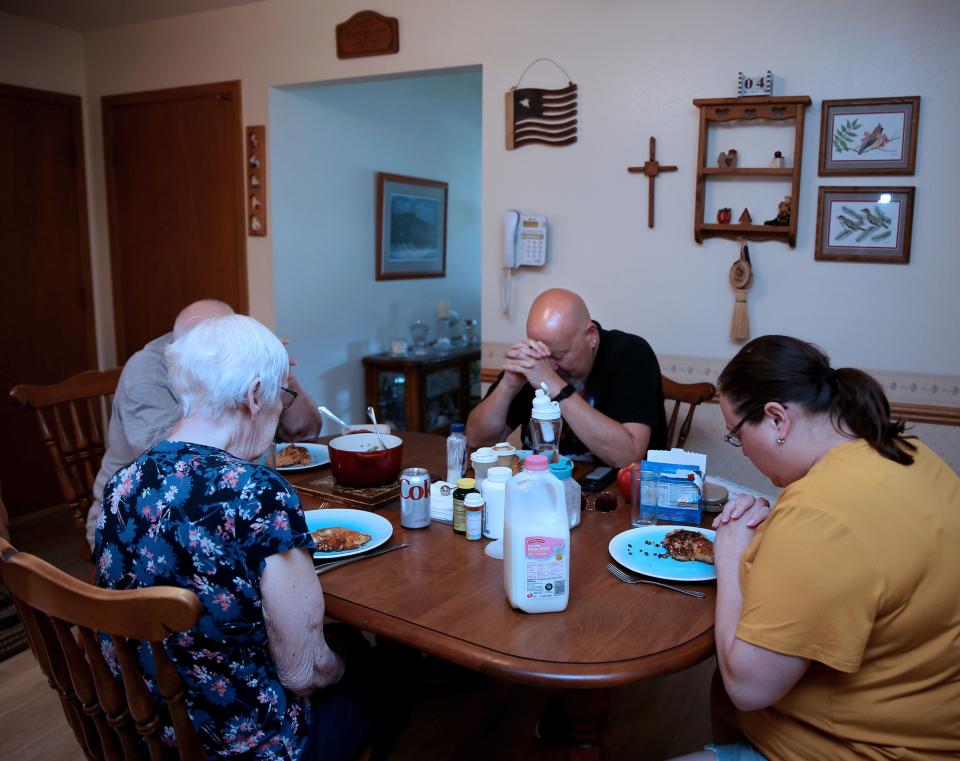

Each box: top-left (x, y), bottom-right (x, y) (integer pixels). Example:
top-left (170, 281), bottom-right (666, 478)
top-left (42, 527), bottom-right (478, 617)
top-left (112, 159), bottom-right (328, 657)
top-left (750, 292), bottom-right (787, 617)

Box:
top-left (400, 468), bottom-right (431, 529)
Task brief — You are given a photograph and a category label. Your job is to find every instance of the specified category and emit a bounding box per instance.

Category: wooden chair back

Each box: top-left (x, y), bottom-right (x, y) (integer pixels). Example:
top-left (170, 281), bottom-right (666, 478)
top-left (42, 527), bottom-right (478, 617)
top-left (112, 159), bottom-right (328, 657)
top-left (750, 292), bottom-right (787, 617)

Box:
top-left (0, 536), bottom-right (204, 760)
top-left (10, 368), bottom-right (122, 546)
top-left (661, 376), bottom-right (717, 450)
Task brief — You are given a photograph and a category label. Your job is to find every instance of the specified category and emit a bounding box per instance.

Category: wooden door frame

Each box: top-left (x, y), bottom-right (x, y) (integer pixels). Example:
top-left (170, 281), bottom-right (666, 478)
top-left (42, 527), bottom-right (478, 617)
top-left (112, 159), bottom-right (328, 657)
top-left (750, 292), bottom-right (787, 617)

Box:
top-left (101, 80), bottom-right (248, 360)
top-left (0, 82), bottom-right (97, 368)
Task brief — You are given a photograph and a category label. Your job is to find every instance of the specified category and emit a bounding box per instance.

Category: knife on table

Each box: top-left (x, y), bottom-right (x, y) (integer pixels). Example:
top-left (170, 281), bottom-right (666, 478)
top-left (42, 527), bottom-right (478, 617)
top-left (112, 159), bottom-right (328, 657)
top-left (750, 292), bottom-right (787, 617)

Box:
top-left (315, 543), bottom-right (408, 575)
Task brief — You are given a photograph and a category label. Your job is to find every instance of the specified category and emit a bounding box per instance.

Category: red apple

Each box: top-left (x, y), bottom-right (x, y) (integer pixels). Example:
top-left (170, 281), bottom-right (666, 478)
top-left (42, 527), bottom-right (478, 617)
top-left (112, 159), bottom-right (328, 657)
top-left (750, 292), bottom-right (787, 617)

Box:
top-left (617, 462), bottom-right (639, 500)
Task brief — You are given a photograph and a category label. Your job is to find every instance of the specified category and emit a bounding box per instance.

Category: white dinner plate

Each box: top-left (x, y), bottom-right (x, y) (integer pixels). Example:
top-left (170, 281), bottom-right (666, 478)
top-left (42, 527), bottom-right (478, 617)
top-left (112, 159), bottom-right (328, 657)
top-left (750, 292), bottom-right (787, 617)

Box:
top-left (258, 442), bottom-right (329, 471)
top-left (608, 525), bottom-right (717, 582)
top-left (304, 508), bottom-right (393, 560)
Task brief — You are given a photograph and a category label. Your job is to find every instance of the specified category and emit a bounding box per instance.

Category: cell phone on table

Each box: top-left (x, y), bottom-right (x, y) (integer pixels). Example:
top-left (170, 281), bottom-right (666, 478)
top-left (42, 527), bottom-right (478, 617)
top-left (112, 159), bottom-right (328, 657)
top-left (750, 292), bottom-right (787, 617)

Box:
top-left (578, 466), bottom-right (616, 493)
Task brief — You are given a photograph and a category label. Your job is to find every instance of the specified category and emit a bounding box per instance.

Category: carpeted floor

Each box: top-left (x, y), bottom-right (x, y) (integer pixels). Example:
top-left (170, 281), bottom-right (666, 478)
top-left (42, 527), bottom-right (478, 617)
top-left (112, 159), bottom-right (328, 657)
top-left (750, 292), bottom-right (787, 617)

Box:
top-left (0, 587), bottom-right (28, 662)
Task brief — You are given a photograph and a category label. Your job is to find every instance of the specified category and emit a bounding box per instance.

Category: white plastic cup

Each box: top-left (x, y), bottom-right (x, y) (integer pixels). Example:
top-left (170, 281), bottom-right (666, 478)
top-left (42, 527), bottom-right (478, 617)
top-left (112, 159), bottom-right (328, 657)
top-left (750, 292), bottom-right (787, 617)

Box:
top-left (470, 447), bottom-right (497, 488)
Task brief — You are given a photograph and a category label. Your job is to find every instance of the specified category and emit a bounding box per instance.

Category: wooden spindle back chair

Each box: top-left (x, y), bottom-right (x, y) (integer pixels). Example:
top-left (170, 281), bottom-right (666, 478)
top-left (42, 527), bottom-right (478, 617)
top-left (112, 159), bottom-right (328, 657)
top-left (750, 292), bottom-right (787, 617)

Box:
top-left (661, 376), bottom-right (717, 450)
top-left (10, 368), bottom-right (122, 552)
top-left (0, 536), bottom-right (204, 760)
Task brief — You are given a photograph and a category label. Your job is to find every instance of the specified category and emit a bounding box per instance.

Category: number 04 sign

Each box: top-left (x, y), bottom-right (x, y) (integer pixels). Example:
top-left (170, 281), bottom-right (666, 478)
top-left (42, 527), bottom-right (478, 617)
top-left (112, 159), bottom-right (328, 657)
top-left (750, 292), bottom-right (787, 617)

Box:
top-left (738, 71), bottom-right (773, 97)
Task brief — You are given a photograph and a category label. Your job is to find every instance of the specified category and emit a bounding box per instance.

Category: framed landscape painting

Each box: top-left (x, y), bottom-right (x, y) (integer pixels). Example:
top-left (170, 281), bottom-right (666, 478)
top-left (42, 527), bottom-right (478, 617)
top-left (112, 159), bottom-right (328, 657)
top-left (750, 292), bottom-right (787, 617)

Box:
top-left (815, 186), bottom-right (915, 264)
top-left (818, 96), bottom-right (919, 176)
top-left (375, 172), bottom-right (448, 280)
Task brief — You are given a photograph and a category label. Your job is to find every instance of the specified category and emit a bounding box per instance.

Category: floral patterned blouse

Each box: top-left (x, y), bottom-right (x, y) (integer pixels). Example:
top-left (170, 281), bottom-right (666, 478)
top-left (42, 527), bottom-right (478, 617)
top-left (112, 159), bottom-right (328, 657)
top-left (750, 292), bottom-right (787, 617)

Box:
top-left (95, 440), bottom-right (315, 759)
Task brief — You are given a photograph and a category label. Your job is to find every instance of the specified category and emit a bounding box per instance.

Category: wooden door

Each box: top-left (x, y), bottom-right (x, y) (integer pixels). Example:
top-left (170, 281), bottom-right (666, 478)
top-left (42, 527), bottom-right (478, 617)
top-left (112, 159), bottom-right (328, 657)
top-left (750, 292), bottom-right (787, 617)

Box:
top-left (0, 83), bottom-right (96, 518)
top-left (102, 81), bottom-right (248, 362)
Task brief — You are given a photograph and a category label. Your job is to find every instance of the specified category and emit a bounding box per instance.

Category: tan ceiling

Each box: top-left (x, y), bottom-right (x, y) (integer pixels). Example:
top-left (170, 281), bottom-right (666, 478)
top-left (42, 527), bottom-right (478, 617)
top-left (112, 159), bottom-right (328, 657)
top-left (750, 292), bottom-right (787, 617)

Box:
top-left (0, 0), bottom-right (264, 32)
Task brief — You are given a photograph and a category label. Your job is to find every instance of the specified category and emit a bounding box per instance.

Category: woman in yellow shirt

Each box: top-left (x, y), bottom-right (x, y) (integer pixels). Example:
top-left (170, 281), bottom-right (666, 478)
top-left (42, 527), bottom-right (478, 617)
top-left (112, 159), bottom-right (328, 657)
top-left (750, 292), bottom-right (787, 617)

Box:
top-left (675, 335), bottom-right (960, 761)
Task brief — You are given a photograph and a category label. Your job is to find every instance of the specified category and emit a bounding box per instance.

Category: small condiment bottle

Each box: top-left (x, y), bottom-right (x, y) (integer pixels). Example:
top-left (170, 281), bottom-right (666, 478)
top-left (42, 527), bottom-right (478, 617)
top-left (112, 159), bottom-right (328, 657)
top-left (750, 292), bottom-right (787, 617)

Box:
top-left (452, 477), bottom-right (477, 536)
top-left (464, 492), bottom-right (484, 541)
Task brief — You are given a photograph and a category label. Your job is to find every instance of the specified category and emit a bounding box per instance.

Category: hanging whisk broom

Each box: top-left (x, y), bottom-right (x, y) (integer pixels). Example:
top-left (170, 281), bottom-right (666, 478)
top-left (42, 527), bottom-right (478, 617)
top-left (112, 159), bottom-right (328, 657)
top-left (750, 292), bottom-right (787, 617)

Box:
top-left (729, 240), bottom-right (752, 341)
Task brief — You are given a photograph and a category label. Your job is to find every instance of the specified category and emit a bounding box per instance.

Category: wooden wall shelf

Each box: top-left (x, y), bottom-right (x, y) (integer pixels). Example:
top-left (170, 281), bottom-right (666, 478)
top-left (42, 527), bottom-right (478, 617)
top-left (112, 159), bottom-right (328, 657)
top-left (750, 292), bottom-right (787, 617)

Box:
top-left (701, 167), bottom-right (793, 177)
top-left (693, 96), bottom-right (811, 247)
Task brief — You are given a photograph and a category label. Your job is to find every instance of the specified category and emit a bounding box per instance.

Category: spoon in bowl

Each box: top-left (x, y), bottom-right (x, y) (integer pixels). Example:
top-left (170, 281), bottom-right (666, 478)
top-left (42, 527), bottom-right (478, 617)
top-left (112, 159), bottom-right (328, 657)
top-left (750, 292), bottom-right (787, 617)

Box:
top-left (318, 405), bottom-right (348, 430)
top-left (366, 406), bottom-right (388, 450)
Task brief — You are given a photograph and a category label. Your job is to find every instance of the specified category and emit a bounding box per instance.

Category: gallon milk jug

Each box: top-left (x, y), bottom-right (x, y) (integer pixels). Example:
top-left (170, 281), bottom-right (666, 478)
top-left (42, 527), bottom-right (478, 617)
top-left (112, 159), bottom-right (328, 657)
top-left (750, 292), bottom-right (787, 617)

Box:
top-left (503, 453), bottom-right (570, 613)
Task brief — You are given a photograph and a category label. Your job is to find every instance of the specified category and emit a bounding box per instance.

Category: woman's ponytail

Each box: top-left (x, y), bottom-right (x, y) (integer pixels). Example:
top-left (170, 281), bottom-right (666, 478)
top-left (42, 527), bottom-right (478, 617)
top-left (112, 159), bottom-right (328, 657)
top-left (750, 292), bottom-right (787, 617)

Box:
top-left (830, 368), bottom-right (915, 465)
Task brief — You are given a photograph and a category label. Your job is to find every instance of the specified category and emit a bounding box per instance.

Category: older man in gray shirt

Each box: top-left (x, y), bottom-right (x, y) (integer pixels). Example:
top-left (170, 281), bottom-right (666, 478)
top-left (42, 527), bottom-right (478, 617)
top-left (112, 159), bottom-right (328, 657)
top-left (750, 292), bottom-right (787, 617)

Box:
top-left (85, 300), bottom-right (322, 548)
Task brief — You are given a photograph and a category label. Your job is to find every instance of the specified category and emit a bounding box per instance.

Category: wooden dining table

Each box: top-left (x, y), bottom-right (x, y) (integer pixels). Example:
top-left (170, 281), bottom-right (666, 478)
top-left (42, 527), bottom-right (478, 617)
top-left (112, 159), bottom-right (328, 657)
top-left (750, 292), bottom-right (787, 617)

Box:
top-left (285, 432), bottom-right (717, 759)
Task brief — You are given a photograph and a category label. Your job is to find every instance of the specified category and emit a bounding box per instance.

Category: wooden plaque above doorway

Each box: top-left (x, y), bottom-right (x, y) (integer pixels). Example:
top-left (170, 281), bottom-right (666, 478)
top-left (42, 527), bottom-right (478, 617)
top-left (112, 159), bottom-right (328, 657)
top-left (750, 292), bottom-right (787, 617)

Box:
top-left (336, 10), bottom-right (399, 59)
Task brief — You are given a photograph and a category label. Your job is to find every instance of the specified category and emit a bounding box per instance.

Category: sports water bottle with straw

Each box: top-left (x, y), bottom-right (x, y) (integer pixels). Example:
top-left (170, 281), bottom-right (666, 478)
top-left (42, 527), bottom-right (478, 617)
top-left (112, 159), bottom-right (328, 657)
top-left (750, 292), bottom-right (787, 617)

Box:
top-left (528, 383), bottom-right (562, 462)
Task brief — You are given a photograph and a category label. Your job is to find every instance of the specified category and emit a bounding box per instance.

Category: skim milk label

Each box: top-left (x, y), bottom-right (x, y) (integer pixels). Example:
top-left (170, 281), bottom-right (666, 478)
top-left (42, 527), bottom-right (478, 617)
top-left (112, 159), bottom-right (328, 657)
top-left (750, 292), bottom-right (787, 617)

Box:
top-left (524, 536), bottom-right (567, 599)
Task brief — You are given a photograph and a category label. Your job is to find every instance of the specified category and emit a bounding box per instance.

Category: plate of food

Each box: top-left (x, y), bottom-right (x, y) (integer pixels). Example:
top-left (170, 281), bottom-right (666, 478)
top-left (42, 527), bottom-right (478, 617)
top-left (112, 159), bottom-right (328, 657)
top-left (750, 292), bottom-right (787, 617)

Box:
top-left (608, 525), bottom-right (717, 582)
top-left (260, 443), bottom-right (329, 471)
top-left (304, 508), bottom-right (393, 560)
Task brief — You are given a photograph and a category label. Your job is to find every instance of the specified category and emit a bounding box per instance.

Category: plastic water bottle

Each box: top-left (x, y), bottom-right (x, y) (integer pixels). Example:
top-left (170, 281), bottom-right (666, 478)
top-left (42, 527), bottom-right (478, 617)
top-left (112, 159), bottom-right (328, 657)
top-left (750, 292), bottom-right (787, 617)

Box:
top-left (446, 423), bottom-right (467, 484)
top-left (503, 454), bottom-right (570, 613)
top-left (548, 457), bottom-right (581, 529)
top-left (529, 383), bottom-right (562, 462)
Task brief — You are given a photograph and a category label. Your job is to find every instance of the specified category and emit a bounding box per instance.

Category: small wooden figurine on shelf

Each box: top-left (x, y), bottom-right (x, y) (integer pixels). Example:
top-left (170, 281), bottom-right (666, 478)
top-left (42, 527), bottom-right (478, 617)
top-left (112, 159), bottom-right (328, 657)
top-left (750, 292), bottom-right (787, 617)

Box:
top-left (770, 150), bottom-right (785, 168)
top-left (739, 208), bottom-right (752, 224)
top-left (764, 196), bottom-right (791, 226)
top-left (717, 208), bottom-right (733, 224)
top-left (717, 149), bottom-right (738, 168)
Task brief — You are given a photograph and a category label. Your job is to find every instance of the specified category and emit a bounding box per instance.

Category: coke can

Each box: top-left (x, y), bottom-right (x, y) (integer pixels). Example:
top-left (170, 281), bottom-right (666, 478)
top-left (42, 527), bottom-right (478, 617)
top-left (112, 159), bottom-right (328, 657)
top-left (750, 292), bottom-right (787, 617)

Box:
top-left (400, 467), bottom-right (431, 529)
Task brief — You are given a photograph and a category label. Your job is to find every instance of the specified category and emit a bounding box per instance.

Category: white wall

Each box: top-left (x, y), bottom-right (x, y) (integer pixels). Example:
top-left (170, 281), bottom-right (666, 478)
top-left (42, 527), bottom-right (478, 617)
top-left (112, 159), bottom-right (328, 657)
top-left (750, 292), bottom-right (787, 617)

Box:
top-left (0, 12), bottom-right (85, 94)
top-left (7, 0), bottom-right (955, 395)
top-left (71, 0), bottom-right (960, 379)
top-left (270, 70), bottom-right (482, 423)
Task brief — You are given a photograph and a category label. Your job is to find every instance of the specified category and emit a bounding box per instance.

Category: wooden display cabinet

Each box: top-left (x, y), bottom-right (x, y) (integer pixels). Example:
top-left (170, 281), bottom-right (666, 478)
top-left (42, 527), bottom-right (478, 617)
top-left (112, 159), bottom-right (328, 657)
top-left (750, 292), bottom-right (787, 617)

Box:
top-left (363, 347), bottom-right (481, 434)
top-left (693, 96), bottom-right (812, 247)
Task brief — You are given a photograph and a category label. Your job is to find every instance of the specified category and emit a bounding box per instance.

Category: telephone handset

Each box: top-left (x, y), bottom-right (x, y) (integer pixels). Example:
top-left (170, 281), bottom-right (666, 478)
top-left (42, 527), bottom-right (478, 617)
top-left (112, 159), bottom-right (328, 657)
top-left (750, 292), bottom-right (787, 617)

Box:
top-left (502, 210), bottom-right (548, 315)
top-left (503, 211), bottom-right (548, 269)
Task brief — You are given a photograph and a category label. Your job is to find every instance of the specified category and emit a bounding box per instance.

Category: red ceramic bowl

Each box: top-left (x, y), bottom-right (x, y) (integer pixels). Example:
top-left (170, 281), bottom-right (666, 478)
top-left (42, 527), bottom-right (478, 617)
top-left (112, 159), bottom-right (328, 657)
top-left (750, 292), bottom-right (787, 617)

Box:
top-left (328, 433), bottom-right (403, 487)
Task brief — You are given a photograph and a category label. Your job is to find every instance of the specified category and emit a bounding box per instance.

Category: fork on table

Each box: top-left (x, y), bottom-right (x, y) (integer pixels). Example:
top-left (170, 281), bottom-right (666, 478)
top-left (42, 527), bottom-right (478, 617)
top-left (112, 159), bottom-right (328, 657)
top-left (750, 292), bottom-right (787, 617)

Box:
top-left (606, 563), bottom-right (706, 598)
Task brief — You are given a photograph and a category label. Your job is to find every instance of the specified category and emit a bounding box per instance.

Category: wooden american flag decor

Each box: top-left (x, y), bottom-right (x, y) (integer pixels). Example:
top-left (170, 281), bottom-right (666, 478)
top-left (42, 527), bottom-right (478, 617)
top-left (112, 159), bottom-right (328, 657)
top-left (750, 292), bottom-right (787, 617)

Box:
top-left (505, 82), bottom-right (578, 150)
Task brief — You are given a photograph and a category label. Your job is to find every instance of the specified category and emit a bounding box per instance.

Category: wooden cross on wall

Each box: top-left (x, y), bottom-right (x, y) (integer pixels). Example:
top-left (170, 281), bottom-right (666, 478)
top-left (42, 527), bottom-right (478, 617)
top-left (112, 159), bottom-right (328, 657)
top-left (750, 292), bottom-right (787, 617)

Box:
top-left (627, 137), bottom-right (678, 228)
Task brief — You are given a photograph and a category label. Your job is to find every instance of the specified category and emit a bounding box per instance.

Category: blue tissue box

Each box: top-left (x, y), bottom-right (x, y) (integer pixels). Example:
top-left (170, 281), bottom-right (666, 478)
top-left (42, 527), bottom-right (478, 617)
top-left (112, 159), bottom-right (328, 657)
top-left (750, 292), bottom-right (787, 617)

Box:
top-left (639, 461), bottom-right (703, 525)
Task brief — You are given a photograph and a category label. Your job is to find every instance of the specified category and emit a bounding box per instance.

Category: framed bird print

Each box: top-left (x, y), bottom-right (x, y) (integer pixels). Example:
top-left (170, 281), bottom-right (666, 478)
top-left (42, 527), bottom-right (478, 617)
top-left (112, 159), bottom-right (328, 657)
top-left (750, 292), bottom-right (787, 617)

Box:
top-left (815, 186), bottom-right (915, 264)
top-left (818, 97), bottom-right (920, 175)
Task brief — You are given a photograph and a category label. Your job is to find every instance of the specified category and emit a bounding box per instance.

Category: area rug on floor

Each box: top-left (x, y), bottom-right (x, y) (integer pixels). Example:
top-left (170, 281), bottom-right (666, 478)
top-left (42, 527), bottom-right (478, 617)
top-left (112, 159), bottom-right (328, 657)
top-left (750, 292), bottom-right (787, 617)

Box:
top-left (0, 586), bottom-right (28, 662)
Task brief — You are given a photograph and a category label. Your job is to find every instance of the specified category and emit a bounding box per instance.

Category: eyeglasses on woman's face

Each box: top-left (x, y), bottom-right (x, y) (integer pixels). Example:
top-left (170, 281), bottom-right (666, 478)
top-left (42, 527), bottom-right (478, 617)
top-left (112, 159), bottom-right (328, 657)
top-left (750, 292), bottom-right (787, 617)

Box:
top-left (722, 402), bottom-right (786, 447)
top-left (280, 386), bottom-right (298, 411)
top-left (722, 402), bottom-right (765, 448)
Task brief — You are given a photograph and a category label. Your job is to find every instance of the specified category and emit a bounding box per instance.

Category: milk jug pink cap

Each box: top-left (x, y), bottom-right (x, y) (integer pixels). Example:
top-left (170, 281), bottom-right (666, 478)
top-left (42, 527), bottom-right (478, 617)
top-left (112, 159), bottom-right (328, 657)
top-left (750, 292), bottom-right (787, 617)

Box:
top-left (524, 454), bottom-right (549, 471)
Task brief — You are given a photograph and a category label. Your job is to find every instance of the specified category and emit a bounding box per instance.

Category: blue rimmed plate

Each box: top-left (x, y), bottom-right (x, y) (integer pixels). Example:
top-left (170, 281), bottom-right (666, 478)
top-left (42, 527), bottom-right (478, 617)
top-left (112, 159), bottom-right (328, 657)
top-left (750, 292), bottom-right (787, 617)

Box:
top-left (608, 525), bottom-right (716, 582)
top-left (304, 508), bottom-right (393, 560)
top-left (257, 442), bottom-right (329, 471)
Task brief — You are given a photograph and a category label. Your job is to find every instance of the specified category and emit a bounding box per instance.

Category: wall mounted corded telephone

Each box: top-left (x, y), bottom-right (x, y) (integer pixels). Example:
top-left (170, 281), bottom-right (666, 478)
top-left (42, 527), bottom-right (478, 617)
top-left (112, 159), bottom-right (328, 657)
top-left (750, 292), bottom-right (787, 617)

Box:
top-left (502, 210), bottom-right (548, 315)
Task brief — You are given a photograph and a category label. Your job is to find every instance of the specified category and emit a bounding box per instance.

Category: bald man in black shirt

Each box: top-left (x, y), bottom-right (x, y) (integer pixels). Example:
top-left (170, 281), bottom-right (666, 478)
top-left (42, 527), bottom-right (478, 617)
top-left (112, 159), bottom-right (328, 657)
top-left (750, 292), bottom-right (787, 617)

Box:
top-left (466, 289), bottom-right (666, 467)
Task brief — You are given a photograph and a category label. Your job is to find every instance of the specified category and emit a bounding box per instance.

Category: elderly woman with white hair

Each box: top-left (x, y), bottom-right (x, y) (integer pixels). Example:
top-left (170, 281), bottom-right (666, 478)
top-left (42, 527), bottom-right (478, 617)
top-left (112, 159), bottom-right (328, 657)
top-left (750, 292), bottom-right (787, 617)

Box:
top-left (95, 314), bottom-right (370, 761)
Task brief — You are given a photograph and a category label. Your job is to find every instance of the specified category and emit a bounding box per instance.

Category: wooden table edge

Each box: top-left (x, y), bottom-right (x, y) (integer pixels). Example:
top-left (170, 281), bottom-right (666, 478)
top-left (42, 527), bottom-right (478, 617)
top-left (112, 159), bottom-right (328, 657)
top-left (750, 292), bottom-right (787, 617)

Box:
top-left (324, 597), bottom-right (716, 689)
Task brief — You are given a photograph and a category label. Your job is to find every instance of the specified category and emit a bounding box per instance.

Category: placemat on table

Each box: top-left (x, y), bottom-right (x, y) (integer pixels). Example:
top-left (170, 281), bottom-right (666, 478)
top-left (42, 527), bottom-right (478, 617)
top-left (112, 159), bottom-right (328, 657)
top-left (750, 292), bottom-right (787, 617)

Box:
top-left (296, 473), bottom-right (399, 510)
